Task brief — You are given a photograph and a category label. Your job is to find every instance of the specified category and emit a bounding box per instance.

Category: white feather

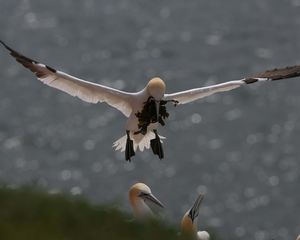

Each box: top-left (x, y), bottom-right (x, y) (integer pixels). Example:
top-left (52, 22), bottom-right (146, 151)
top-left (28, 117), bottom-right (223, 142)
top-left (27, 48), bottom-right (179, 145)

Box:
top-left (113, 132), bottom-right (165, 153)
top-left (164, 80), bottom-right (245, 104)
top-left (197, 231), bottom-right (210, 240)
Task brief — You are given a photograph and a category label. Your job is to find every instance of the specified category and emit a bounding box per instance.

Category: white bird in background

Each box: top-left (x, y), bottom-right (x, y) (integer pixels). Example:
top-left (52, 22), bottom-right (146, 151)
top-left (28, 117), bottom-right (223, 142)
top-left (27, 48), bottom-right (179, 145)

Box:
top-left (128, 182), bottom-right (164, 220)
top-left (1, 40), bottom-right (300, 161)
top-left (181, 194), bottom-right (210, 240)
top-left (296, 235), bottom-right (300, 240)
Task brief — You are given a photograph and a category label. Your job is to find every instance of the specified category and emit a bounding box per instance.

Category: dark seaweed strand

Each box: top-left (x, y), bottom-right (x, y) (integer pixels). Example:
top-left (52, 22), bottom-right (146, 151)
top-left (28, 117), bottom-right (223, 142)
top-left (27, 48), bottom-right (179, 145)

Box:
top-left (134, 97), bottom-right (172, 135)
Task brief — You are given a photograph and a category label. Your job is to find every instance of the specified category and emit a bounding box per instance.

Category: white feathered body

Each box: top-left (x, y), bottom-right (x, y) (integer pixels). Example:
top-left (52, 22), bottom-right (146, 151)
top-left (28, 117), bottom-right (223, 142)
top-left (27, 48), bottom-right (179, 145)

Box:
top-left (113, 87), bottom-right (162, 153)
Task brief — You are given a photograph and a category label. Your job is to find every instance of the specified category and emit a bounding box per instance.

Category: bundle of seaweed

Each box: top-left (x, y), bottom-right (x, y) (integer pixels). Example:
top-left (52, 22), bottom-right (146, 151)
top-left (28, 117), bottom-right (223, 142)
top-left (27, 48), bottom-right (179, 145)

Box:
top-left (134, 97), bottom-right (177, 135)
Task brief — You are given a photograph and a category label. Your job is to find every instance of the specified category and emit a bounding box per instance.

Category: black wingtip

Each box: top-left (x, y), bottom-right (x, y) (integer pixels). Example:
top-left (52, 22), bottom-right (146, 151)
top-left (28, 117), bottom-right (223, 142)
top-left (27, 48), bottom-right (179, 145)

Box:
top-left (0, 40), bottom-right (11, 51)
top-left (1, 40), bottom-right (58, 77)
top-left (0, 40), bottom-right (19, 55)
top-left (248, 65), bottom-right (300, 81)
top-left (244, 78), bottom-right (259, 84)
top-left (0, 40), bottom-right (40, 65)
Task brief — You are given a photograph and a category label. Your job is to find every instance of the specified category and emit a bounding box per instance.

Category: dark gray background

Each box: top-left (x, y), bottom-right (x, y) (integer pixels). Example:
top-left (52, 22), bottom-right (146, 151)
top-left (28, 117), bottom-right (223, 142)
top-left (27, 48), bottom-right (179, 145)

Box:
top-left (0, 0), bottom-right (300, 239)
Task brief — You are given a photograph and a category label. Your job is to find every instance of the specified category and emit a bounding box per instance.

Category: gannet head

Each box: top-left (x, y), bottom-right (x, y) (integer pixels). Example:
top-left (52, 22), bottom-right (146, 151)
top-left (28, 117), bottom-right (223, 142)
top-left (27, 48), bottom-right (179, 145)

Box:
top-left (129, 182), bottom-right (164, 219)
top-left (147, 77), bottom-right (166, 100)
top-left (181, 194), bottom-right (209, 239)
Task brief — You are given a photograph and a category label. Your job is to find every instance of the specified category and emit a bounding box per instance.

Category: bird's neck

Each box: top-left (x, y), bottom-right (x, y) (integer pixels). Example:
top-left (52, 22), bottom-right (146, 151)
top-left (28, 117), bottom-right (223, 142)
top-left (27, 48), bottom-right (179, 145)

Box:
top-left (181, 214), bottom-right (210, 240)
top-left (130, 197), bottom-right (153, 219)
top-left (181, 212), bottom-right (197, 235)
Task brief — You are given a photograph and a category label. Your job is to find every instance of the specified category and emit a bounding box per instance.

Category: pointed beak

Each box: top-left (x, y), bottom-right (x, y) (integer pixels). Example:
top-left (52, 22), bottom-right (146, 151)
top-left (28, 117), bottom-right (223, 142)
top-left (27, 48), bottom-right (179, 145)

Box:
top-left (155, 101), bottom-right (160, 122)
top-left (140, 192), bottom-right (164, 208)
top-left (188, 194), bottom-right (204, 222)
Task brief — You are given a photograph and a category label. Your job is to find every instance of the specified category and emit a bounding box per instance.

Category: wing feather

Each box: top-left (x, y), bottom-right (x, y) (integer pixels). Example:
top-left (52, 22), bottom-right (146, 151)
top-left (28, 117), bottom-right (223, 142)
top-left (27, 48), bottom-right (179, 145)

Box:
top-left (249, 65), bottom-right (300, 80)
top-left (1, 40), bottom-right (133, 117)
top-left (164, 80), bottom-right (245, 104)
top-left (165, 64), bottom-right (300, 104)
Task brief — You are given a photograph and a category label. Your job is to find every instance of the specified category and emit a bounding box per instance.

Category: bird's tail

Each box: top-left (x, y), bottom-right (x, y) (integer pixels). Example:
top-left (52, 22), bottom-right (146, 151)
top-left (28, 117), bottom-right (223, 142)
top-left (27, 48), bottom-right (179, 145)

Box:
top-left (113, 131), bottom-right (165, 153)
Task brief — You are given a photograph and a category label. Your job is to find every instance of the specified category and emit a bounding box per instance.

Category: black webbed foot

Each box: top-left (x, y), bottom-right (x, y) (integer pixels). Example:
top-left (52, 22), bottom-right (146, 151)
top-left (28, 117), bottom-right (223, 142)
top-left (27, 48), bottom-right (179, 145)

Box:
top-left (150, 130), bottom-right (164, 159)
top-left (125, 131), bottom-right (135, 161)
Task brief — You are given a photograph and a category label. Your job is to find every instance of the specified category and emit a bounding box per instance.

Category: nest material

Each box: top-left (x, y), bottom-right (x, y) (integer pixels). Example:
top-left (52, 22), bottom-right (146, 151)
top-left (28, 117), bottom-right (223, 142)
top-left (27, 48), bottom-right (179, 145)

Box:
top-left (134, 97), bottom-right (176, 135)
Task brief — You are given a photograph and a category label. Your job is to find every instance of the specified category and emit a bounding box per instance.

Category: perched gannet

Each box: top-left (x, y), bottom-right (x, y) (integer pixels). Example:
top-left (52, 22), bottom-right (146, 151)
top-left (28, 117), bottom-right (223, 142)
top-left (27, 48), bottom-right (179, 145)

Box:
top-left (1, 40), bottom-right (300, 161)
top-left (129, 182), bottom-right (164, 219)
top-left (181, 194), bottom-right (210, 240)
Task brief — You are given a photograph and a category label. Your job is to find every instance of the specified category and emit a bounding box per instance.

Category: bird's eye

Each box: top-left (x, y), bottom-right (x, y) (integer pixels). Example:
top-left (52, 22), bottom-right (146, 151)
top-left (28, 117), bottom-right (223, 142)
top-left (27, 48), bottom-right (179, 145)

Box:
top-left (138, 192), bottom-right (147, 197)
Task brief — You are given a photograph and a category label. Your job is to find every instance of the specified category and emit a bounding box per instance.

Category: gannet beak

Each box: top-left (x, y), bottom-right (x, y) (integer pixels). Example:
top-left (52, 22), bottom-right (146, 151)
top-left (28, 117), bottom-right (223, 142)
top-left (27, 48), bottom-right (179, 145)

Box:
top-left (188, 194), bottom-right (204, 222)
top-left (140, 192), bottom-right (164, 208)
top-left (155, 100), bottom-right (160, 122)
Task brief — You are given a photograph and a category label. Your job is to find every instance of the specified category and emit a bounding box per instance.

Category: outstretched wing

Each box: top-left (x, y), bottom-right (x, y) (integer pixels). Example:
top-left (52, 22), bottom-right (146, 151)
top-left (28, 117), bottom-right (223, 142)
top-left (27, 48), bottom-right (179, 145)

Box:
top-left (164, 65), bottom-right (300, 104)
top-left (1, 40), bottom-right (133, 117)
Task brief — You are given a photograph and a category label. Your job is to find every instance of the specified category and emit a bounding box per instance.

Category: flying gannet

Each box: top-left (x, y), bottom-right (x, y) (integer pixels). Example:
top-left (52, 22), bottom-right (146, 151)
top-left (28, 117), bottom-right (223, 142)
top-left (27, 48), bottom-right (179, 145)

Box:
top-left (181, 193), bottom-right (210, 240)
top-left (128, 182), bottom-right (164, 219)
top-left (1, 40), bottom-right (300, 161)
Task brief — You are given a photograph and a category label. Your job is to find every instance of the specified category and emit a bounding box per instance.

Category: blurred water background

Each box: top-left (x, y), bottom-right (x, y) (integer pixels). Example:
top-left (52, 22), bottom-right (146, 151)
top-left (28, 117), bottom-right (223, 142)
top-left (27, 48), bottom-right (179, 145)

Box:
top-left (0, 0), bottom-right (300, 239)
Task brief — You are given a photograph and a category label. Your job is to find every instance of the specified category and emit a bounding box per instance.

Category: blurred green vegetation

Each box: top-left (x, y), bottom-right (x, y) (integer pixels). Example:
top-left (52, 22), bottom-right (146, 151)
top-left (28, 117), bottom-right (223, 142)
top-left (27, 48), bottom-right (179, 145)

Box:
top-left (0, 186), bottom-right (217, 240)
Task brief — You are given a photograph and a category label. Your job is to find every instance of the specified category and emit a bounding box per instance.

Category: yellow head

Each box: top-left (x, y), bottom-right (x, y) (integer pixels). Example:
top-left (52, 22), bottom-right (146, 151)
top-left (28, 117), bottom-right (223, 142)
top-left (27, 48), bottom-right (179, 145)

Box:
top-left (129, 182), bottom-right (164, 219)
top-left (147, 77), bottom-right (166, 100)
top-left (129, 183), bottom-right (151, 206)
